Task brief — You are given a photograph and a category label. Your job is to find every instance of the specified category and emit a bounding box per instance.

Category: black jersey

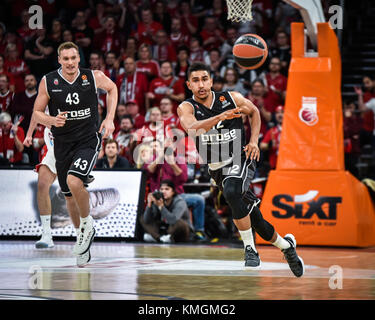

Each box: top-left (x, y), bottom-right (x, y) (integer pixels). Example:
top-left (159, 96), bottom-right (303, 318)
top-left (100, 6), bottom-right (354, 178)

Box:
top-left (45, 67), bottom-right (99, 142)
top-left (185, 91), bottom-right (246, 164)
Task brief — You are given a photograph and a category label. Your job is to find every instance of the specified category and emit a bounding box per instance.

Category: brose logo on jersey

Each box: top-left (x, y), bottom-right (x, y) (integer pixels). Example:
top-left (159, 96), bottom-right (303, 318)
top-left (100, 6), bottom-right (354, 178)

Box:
top-left (57, 107), bottom-right (91, 120)
top-left (201, 128), bottom-right (237, 144)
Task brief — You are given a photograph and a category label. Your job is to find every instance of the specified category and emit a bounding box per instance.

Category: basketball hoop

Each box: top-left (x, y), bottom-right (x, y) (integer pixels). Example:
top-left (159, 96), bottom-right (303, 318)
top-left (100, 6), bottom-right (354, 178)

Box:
top-left (226, 0), bottom-right (253, 23)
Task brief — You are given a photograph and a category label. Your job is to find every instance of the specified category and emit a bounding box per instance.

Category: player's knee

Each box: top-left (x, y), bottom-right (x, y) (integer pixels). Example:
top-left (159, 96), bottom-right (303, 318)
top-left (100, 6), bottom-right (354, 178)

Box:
top-left (66, 174), bottom-right (83, 192)
top-left (38, 176), bottom-right (53, 194)
top-left (223, 179), bottom-right (242, 205)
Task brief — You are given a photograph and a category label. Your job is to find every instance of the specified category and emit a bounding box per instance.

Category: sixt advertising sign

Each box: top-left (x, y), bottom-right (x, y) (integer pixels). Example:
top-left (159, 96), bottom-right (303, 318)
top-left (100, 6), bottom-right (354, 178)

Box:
top-left (272, 190), bottom-right (342, 223)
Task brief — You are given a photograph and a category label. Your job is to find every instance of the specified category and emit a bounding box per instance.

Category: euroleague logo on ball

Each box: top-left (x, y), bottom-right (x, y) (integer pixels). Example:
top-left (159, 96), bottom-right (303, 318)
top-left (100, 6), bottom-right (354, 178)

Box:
top-left (299, 97), bottom-right (318, 126)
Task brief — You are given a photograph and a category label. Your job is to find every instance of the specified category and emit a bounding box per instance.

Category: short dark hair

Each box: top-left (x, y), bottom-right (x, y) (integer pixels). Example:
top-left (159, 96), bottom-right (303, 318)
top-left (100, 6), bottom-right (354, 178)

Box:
top-left (187, 62), bottom-right (211, 79)
top-left (104, 139), bottom-right (119, 150)
top-left (121, 114), bottom-right (134, 125)
top-left (160, 179), bottom-right (176, 193)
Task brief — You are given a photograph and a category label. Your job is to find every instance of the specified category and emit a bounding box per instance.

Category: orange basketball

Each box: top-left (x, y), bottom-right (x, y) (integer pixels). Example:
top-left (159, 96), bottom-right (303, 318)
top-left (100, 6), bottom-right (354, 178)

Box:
top-left (233, 34), bottom-right (268, 70)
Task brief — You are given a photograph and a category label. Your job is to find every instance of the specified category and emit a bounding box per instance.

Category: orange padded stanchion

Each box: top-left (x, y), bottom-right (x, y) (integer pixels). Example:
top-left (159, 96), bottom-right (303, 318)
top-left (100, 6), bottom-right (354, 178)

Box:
top-left (258, 23), bottom-right (375, 247)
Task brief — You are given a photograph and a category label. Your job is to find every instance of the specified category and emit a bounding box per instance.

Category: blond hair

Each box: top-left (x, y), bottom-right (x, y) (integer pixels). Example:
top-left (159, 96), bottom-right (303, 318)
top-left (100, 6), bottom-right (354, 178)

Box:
top-left (57, 41), bottom-right (79, 56)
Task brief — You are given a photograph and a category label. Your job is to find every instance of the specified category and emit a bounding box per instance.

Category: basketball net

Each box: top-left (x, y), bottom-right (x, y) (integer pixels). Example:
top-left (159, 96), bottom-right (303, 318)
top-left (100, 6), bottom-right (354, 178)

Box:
top-left (226, 0), bottom-right (253, 23)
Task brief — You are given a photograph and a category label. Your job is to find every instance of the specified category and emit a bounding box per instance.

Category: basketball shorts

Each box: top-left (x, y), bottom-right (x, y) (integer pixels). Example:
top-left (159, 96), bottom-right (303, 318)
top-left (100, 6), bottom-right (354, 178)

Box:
top-left (54, 132), bottom-right (101, 197)
top-left (208, 152), bottom-right (259, 205)
top-left (34, 127), bottom-right (56, 175)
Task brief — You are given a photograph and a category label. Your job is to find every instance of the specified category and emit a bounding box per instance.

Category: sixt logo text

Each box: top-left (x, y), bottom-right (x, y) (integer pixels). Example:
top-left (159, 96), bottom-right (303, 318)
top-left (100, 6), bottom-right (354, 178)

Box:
top-left (272, 190), bottom-right (341, 220)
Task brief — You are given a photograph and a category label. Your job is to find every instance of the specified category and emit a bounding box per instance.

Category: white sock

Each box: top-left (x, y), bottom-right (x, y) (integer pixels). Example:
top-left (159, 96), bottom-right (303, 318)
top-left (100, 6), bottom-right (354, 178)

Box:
top-left (239, 229), bottom-right (257, 253)
top-left (272, 234), bottom-right (291, 250)
top-left (80, 215), bottom-right (91, 225)
top-left (75, 228), bottom-right (80, 237)
top-left (40, 215), bottom-right (51, 234)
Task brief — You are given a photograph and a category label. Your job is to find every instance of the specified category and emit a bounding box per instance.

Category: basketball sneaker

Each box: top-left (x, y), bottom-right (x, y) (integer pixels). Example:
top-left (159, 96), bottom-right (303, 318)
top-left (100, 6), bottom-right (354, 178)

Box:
top-left (244, 245), bottom-right (261, 269)
top-left (89, 188), bottom-right (120, 220)
top-left (282, 234), bottom-right (305, 277)
top-left (76, 250), bottom-right (91, 267)
top-left (73, 215), bottom-right (95, 255)
top-left (143, 233), bottom-right (157, 243)
top-left (159, 234), bottom-right (172, 243)
top-left (35, 232), bottom-right (54, 249)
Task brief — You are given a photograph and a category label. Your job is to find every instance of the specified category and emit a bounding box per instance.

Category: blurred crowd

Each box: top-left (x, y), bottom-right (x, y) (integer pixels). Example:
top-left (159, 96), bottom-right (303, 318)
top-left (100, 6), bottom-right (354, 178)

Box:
top-left (0, 0), bottom-right (374, 243)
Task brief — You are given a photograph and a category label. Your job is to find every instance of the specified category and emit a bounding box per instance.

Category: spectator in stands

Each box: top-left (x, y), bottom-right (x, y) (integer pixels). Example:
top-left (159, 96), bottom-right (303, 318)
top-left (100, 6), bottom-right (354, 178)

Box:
top-left (260, 105), bottom-right (284, 170)
top-left (169, 17), bottom-right (190, 51)
top-left (160, 97), bottom-right (180, 132)
top-left (17, 10), bottom-right (36, 44)
top-left (263, 57), bottom-right (287, 107)
top-left (96, 139), bottom-right (132, 169)
top-left (178, 1), bottom-right (198, 35)
top-left (121, 36), bottom-right (138, 61)
top-left (141, 179), bottom-right (194, 243)
top-left (204, 48), bottom-right (222, 79)
top-left (114, 114), bottom-right (135, 163)
top-left (89, 51), bottom-right (104, 72)
top-left (71, 10), bottom-right (94, 65)
top-left (269, 30), bottom-right (291, 75)
top-left (153, 29), bottom-right (177, 63)
top-left (247, 79), bottom-right (274, 139)
top-left (24, 27), bottom-right (55, 81)
top-left (175, 46), bottom-right (190, 82)
top-left (135, 107), bottom-right (164, 144)
top-left (153, 0), bottom-right (172, 34)
top-left (343, 101), bottom-right (362, 177)
top-left (0, 54), bottom-right (15, 92)
top-left (87, 1), bottom-right (106, 35)
top-left (124, 100), bottom-right (145, 130)
top-left (9, 74), bottom-right (37, 140)
top-left (104, 51), bottom-right (124, 83)
top-left (0, 112), bottom-right (24, 165)
top-left (274, 1), bottom-right (300, 35)
top-left (355, 86), bottom-right (375, 148)
top-left (95, 15), bottom-right (122, 56)
top-left (359, 76), bottom-right (375, 147)
top-left (212, 76), bottom-right (225, 92)
top-left (147, 61), bottom-right (185, 112)
top-left (206, 0), bottom-right (228, 30)
top-left (4, 43), bottom-right (29, 93)
top-left (200, 16), bottom-right (225, 52)
top-left (188, 36), bottom-right (205, 63)
top-left (222, 67), bottom-right (248, 96)
top-left (113, 103), bottom-right (127, 134)
top-left (48, 18), bottom-right (64, 47)
top-left (134, 7), bottom-right (163, 45)
top-left (220, 26), bottom-right (239, 69)
top-left (0, 74), bottom-right (13, 113)
top-left (117, 57), bottom-right (149, 115)
top-left (136, 43), bottom-right (160, 81)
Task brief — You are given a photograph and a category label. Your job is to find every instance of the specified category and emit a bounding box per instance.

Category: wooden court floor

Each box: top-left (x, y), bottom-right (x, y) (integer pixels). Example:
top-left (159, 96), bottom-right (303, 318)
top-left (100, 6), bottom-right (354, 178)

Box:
top-left (0, 240), bottom-right (374, 300)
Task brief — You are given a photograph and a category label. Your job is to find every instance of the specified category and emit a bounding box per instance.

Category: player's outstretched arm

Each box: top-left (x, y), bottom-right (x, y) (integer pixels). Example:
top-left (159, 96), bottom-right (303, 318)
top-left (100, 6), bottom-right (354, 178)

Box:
top-left (230, 91), bottom-right (261, 161)
top-left (33, 76), bottom-right (66, 129)
top-left (94, 70), bottom-right (118, 139)
top-left (177, 102), bottom-right (242, 136)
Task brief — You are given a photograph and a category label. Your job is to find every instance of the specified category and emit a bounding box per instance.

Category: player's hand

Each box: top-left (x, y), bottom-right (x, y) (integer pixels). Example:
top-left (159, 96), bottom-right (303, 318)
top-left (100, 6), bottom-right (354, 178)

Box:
top-left (54, 111), bottom-right (68, 127)
top-left (219, 107), bottom-right (242, 121)
top-left (244, 141), bottom-right (260, 162)
top-left (99, 118), bottom-right (115, 139)
top-left (23, 136), bottom-right (33, 147)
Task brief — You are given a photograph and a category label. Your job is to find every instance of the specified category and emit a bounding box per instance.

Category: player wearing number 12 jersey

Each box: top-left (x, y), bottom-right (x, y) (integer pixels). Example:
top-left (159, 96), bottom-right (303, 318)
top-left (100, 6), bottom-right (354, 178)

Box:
top-left (33, 42), bottom-right (118, 260)
top-left (177, 62), bottom-right (304, 277)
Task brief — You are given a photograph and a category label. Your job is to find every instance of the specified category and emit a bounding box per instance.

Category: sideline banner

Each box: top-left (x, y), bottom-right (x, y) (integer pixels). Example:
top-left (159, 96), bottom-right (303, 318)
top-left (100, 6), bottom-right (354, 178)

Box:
top-left (0, 169), bottom-right (145, 238)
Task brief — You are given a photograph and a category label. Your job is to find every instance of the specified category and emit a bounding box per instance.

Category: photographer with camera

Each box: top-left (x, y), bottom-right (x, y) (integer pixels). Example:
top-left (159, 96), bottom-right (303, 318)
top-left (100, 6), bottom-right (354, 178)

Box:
top-left (140, 179), bottom-right (194, 243)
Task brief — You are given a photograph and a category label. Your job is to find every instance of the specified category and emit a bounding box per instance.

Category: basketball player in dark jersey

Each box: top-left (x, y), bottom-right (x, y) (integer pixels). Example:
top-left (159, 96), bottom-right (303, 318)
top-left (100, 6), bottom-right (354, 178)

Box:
top-left (32, 42), bottom-right (118, 263)
top-left (177, 62), bottom-right (304, 277)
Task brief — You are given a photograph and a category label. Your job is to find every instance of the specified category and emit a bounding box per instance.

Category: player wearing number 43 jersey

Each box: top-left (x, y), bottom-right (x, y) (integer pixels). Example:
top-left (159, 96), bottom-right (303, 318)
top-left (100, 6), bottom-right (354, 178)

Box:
top-left (177, 62), bottom-right (305, 277)
top-left (33, 42), bottom-right (118, 261)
